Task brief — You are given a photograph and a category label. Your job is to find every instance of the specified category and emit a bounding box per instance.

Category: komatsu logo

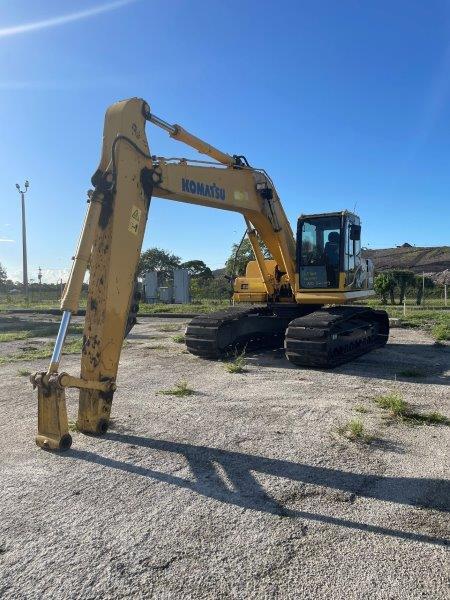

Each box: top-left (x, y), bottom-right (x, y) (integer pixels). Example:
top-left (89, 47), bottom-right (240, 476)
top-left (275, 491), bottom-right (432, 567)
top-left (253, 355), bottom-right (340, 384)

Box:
top-left (182, 178), bottom-right (226, 201)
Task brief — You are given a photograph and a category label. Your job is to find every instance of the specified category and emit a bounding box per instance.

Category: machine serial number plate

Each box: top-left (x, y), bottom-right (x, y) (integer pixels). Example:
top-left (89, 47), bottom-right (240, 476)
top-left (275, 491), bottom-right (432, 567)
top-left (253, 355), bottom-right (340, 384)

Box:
top-left (128, 206), bottom-right (141, 236)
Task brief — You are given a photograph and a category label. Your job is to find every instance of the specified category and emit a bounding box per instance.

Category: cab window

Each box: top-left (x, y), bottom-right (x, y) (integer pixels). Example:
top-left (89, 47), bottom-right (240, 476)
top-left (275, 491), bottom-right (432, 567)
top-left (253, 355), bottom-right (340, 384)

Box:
top-left (298, 216), bottom-right (341, 288)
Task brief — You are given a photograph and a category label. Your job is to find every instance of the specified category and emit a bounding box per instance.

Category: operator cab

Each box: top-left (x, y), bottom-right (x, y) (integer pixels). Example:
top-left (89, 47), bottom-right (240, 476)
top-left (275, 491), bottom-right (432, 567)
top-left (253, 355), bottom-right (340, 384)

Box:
top-left (297, 211), bottom-right (362, 290)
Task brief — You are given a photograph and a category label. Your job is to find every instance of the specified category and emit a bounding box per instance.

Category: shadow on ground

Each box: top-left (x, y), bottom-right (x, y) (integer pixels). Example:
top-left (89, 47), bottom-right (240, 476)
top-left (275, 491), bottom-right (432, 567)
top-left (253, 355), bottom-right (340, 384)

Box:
top-left (66, 433), bottom-right (449, 548)
top-left (247, 343), bottom-right (450, 385)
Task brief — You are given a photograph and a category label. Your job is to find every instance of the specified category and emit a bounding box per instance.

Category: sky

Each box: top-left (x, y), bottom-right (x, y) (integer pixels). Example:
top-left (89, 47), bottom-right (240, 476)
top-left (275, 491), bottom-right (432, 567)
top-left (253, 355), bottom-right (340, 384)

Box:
top-left (0, 0), bottom-right (449, 283)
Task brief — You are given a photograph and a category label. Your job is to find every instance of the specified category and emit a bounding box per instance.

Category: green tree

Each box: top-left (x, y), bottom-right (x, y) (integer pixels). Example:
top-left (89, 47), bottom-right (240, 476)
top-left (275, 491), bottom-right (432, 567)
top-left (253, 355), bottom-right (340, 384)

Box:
top-left (180, 260), bottom-right (213, 281)
top-left (0, 263), bottom-right (7, 288)
top-left (138, 247), bottom-right (180, 279)
top-left (374, 272), bottom-right (394, 304)
top-left (414, 275), bottom-right (434, 305)
top-left (391, 270), bottom-right (416, 304)
top-left (190, 276), bottom-right (230, 301)
top-left (225, 237), bottom-right (271, 277)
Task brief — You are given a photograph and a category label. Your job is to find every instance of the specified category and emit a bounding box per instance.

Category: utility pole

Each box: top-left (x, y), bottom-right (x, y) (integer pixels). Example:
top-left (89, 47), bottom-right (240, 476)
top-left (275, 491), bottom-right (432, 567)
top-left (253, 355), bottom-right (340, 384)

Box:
top-left (15, 180), bottom-right (30, 300)
top-left (445, 274), bottom-right (448, 307)
top-left (422, 271), bottom-right (425, 307)
top-left (38, 266), bottom-right (42, 302)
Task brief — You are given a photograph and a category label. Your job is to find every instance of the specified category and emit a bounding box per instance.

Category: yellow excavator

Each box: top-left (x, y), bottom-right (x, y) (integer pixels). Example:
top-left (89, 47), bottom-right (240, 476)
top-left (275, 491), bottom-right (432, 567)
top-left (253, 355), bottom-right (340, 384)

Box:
top-left (31, 97), bottom-right (389, 451)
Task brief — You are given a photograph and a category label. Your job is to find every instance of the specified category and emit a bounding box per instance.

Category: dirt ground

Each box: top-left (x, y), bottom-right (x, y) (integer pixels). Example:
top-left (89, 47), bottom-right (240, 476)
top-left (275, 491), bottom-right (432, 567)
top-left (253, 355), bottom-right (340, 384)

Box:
top-left (0, 314), bottom-right (449, 599)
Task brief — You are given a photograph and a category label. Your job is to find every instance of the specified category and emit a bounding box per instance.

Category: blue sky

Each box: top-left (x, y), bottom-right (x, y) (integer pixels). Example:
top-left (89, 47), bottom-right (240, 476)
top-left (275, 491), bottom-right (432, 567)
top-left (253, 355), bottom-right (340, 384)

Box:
top-left (0, 0), bottom-right (449, 282)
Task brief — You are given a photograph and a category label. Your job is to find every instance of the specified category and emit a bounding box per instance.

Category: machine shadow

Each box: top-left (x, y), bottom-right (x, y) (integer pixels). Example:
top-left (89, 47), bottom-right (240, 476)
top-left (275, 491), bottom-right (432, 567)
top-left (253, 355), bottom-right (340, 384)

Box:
top-left (67, 433), bottom-right (449, 548)
top-left (247, 343), bottom-right (450, 385)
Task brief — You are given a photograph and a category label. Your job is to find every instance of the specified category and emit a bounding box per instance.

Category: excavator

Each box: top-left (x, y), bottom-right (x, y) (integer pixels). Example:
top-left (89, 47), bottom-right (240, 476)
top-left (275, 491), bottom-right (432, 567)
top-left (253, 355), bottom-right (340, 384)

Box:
top-left (31, 97), bottom-right (389, 451)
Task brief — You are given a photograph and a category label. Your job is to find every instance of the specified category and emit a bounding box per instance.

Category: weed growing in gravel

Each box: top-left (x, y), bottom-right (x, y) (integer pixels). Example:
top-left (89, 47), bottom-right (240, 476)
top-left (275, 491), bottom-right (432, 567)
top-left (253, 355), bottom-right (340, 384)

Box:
top-left (337, 419), bottom-right (373, 443)
top-left (158, 324), bottom-right (182, 333)
top-left (17, 369), bottom-right (31, 377)
top-left (374, 393), bottom-right (449, 426)
top-left (158, 381), bottom-right (195, 397)
top-left (374, 393), bottom-right (408, 417)
top-left (225, 351), bottom-right (247, 374)
top-left (398, 368), bottom-right (426, 378)
top-left (172, 334), bottom-right (185, 343)
top-left (68, 421), bottom-right (80, 432)
top-left (354, 405), bottom-right (369, 414)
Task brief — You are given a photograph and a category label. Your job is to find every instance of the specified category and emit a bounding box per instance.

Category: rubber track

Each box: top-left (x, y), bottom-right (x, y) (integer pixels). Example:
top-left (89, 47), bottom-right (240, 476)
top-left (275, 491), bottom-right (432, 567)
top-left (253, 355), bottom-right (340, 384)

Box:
top-left (285, 306), bottom-right (389, 368)
top-left (185, 306), bottom-right (289, 359)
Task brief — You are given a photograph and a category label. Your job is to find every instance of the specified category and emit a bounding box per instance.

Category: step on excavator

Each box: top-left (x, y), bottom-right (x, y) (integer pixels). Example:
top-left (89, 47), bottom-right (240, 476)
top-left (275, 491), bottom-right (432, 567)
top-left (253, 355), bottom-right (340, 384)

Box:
top-left (31, 97), bottom-right (389, 451)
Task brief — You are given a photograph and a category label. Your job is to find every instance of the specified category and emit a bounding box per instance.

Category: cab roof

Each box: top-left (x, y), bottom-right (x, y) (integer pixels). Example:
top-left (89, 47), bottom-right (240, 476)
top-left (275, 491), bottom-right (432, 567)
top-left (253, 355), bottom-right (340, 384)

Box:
top-left (297, 210), bottom-right (359, 220)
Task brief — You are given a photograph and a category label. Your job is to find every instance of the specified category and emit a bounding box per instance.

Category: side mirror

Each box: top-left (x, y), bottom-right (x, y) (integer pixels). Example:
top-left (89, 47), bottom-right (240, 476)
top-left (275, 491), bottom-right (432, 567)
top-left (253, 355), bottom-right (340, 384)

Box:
top-left (349, 224), bottom-right (361, 241)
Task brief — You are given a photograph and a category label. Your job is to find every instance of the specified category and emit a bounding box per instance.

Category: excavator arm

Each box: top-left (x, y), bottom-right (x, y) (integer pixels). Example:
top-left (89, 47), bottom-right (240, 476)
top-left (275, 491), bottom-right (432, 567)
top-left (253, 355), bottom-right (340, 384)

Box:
top-left (31, 96), bottom-right (298, 450)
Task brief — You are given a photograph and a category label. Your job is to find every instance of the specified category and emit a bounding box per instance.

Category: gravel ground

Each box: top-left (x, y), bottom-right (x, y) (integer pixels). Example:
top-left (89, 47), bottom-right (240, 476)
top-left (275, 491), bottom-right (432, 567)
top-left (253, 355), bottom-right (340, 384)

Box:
top-left (0, 315), bottom-right (449, 599)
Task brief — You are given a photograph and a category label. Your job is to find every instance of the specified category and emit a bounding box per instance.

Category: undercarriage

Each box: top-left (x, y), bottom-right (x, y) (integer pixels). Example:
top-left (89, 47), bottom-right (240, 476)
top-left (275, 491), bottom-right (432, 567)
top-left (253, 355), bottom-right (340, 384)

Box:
top-left (185, 305), bottom-right (389, 368)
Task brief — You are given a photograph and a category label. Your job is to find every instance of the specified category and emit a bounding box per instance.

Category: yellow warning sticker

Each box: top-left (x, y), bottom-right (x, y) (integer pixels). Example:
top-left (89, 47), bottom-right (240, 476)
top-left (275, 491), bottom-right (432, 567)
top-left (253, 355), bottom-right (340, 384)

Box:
top-left (128, 205), bottom-right (141, 236)
top-left (234, 190), bottom-right (249, 202)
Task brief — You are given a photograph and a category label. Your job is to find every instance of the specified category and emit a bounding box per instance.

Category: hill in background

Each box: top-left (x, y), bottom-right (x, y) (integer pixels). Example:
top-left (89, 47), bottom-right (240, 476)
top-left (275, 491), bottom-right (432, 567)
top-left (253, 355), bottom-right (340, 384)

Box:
top-left (362, 244), bottom-right (450, 284)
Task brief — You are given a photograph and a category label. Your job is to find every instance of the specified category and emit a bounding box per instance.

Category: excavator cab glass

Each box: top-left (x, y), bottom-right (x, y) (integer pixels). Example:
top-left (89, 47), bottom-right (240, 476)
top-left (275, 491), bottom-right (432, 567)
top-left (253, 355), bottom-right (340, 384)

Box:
top-left (298, 214), bottom-right (342, 289)
top-left (297, 212), bottom-right (362, 290)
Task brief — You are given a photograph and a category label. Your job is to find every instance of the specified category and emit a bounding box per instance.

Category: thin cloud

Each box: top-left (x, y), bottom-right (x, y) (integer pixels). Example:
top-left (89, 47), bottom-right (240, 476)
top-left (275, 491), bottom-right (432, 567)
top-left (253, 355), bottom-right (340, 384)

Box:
top-left (0, 76), bottom-right (125, 91)
top-left (0, 238), bottom-right (15, 243)
top-left (0, 0), bottom-right (138, 38)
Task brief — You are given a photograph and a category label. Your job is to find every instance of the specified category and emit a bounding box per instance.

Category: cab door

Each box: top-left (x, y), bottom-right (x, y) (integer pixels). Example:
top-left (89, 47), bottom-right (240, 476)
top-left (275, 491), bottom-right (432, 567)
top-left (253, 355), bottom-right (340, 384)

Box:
top-left (345, 215), bottom-right (362, 288)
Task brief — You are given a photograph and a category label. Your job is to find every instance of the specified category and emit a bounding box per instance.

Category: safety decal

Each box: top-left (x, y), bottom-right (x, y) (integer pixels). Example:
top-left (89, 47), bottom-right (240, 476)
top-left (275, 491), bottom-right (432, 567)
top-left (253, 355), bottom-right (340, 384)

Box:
top-left (128, 205), bottom-right (142, 236)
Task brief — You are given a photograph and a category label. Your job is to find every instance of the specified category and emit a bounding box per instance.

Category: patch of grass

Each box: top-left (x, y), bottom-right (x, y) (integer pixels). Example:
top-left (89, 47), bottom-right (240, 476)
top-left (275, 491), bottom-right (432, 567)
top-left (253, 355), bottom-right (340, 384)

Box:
top-left (62, 338), bottom-right (84, 355)
top-left (395, 311), bottom-right (449, 335)
top-left (138, 300), bottom-right (229, 315)
top-left (17, 368), bottom-right (31, 377)
top-left (354, 405), bottom-right (369, 413)
top-left (374, 392), bottom-right (409, 417)
top-left (0, 345), bottom-right (53, 365)
top-left (157, 324), bottom-right (182, 333)
top-left (68, 420), bottom-right (80, 432)
top-left (374, 392), bottom-right (449, 426)
top-left (158, 380), bottom-right (195, 397)
top-left (0, 323), bottom-right (83, 343)
top-left (0, 299), bottom-right (88, 312)
top-left (432, 322), bottom-right (450, 342)
top-left (0, 331), bottom-right (29, 342)
top-left (0, 336), bottom-right (83, 365)
top-left (337, 419), bottom-right (373, 443)
top-left (172, 334), bottom-right (185, 343)
top-left (398, 367), bottom-right (426, 378)
top-left (225, 351), bottom-right (247, 374)
top-left (0, 299), bottom-right (230, 314)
